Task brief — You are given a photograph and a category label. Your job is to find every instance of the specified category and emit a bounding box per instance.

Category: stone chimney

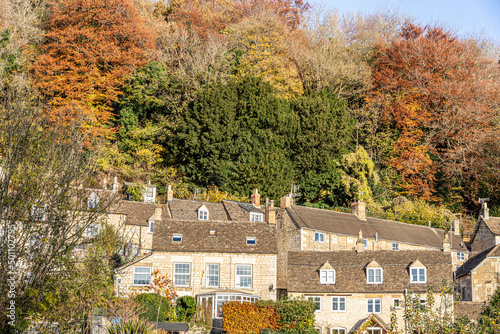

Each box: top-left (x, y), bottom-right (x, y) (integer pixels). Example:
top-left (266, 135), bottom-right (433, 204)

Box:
top-left (442, 232), bottom-right (451, 253)
top-left (166, 184), bottom-right (174, 202)
top-left (352, 201), bottom-right (366, 220)
top-left (112, 177), bottom-right (119, 193)
top-left (266, 199), bottom-right (276, 226)
top-left (481, 202), bottom-right (490, 221)
top-left (356, 230), bottom-right (365, 253)
top-left (280, 193), bottom-right (293, 209)
top-left (154, 205), bottom-right (162, 222)
top-left (103, 178), bottom-right (107, 190)
top-left (451, 219), bottom-right (460, 235)
top-left (251, 188), bottom-right (261, 207)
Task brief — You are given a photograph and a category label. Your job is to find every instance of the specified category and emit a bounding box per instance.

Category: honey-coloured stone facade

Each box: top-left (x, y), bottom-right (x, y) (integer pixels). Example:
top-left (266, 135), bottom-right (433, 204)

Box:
top-left (115, 251), bottom-right (277, 301)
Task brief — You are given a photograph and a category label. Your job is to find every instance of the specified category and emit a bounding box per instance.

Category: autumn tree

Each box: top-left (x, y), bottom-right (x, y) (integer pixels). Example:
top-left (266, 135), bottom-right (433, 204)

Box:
top-left (31, 0), bottom-right (153, 139)
top-left (369, 22), bottom-right (500, 202)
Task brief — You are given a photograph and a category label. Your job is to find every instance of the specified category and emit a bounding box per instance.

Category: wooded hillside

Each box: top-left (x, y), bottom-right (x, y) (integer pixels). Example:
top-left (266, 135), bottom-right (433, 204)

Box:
top-left (1, 0), bottom-right (500, 225)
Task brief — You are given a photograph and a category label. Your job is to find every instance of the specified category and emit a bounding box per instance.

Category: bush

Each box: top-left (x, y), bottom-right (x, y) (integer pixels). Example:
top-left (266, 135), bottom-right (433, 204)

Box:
top-left (107, 318), bottom-right (154, 334)
top-left (134, 293), bottom-right (171, 322)
top-left (274, 298), bottom-right (317, 333)
top-left (222, 298), bottom-right (317, 334)
top-left (176, 296), bottom-right (196, 322)
top-left (222, 301), bottom-right (279, 334)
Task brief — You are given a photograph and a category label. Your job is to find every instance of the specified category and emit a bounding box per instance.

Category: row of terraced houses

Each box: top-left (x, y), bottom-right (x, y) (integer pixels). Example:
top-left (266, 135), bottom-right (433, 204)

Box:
top-left (81, 180), bottom-right (500, 334)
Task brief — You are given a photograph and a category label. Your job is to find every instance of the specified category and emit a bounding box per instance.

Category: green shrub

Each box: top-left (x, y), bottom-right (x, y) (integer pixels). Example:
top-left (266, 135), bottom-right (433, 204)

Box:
top-left (274, 298), bottom-right (317, 333)
top-left (106, 318), bottom-right (154, 334)
top-left (176, 296), bottom-right (196, 322)
top-left (134, 293), bottom-right (171, 322)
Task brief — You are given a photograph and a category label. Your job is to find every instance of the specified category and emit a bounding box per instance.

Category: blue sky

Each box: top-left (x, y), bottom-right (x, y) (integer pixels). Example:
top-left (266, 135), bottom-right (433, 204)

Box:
top-left (310, 0), bottom-right (500, 43)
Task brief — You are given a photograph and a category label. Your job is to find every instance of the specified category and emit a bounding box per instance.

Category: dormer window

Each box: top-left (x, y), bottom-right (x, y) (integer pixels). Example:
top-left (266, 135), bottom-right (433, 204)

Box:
top-left (148, 220), bottom-right (154, 233)
top-left (367, 267), bottom-right (383, 284)
top-left (320, 269), bottom-right (335, 284)
top-left (246, 237), bottom-right (256, 245)
top-left (88, 192), bottom-right (99, 209)
top-left (409, 260), bottom-right (427, 283)
top-left (143, 184), bottom-right (156, 203)
top-left (198, 205), bottom-right (209, 220)
top-left (319, 261), bottom-right (335, 284)
top-left (250, 212), bottom-right (264, 222)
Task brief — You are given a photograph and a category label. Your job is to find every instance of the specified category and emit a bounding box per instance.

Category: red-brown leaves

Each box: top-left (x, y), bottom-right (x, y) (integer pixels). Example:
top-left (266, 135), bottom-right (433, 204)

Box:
top-left (31, 0), bottom-right (153, 139)
top-left (370, 22), bottom-right (500, 200)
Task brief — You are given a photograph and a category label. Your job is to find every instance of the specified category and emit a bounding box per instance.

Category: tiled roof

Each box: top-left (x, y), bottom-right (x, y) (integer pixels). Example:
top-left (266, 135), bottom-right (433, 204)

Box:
top-left (152, 220), bottom-right (277, 253)
top-left (481, 217), bottom-right (500, 235)
top-left (287, 250), bottom-right (452, 293)
top-left (454, 301), bottom-right (485, 321)
top-left (108, 200), bottom-right (158, 226)
top-left (456, 245), bottom-right (500, 278)
top-left (286, 205), bottom-right (466, 251)
top-left (167, 199), bottom-right (230, 221)
top-left (222, 200), bottom-right (252, 222)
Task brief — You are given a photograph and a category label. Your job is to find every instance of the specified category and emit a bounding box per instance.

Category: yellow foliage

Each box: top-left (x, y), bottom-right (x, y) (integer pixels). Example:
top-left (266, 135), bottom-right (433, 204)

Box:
top-left (233, 19), bottom-right (303, 99)
top-left (200, 185), bottom-right (249, 203)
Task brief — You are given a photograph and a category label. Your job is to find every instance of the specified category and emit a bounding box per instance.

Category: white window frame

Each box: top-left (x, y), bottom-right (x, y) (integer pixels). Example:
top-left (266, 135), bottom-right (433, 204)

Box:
top-left (332, 296), bottom-right (346, 312)
top-left (457, 252), bottom-right (465, 261)
top-left (172, 234), bottom-right (182, 242)
top-left (367, 268), bottom-right (383, 284)
top-left (364, 239), bottom-right (368, 249)
top-left (246, 236), bottom-right (256, 245)
top-left (31, 203), bottom-right (46, 221)
top-left (133, 267), bottom-right (151, 286)
top-left (392, 298), bottom-right (401, 309)
top-left (307, 296), bottom-right (321, 311)
top-left (330, 328), bottom-right (347, 334)
top-left (320, 269), bottom-right (335, 284)
top-left (88, 196), bottom-right (99, 210)
top-left (410, 267), bottom-right (427, 283)
top-left (392, 242), bottom-right (400, 250)
top-left (198, 209), bottom-right (209, 220)
top-left (85, 224), bottom-right (101, 237)
top-left (250, 212), bottom-right (264, 222)
top-left (206, 263), bottom-right (219, 288)
top-left (367, 298), bottom-right (381, 314)
top-left (235, 264), bottom-right (252, 289)
top-left (315, 232), bottom-right (325, 243)
top-left (148, 220), bottom-right (154, 233)
top-left (174, 263), bottom-right (191, 287)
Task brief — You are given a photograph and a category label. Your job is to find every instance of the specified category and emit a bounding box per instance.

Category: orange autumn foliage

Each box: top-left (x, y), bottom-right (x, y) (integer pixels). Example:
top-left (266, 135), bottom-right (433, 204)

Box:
top-left (222, 301), bottom-right (280, 334)
top-left (369, 22), bottom-right (500, 200)
top-left (31, 0), bottom-right (153, 139)
top-left (164, 0), bottom-right (310, 40)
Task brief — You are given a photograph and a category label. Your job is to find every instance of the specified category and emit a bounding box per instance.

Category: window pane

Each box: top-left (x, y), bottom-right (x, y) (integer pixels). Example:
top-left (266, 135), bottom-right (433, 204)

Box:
top-left (236, 265), bottom-right (252, 288)
top-left (375, 299), bottom-right (381, 313)
top-left (339, 297), bottom-right (345, 311)
top-left (174, 263), bottom-right (191, 286)
top-left (207, 264), bottom-right (219, 287)
top-left (367, 300), bottom-right (373, 313)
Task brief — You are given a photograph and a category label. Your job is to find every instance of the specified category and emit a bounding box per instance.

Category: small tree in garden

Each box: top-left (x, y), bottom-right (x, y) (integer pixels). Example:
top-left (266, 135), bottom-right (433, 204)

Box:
top-left (141, 270), bottom-right (177, 322)
top-left (175, 296), bottom-right (196, 322)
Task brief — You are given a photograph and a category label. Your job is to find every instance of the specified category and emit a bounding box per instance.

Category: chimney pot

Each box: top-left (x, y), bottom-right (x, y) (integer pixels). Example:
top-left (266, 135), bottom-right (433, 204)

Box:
top-left (154, 205), bottom-right (162, 222)
top-left (443, 232), bottom-right (451, 253)
top-left (280, 194), bottom-right (292, 209)
top-left (352, 201), bottom-right (366, 220)
top-left (166, 184), bottom-right (174, 202)
top-left (356, 230), bottom-right (364, 253)
top-left (452, 219), bottom-right (460, 234)
top-left (481, 202), bottom-right (490, 220)
top-left (251, 188), bottom-right (261, 207)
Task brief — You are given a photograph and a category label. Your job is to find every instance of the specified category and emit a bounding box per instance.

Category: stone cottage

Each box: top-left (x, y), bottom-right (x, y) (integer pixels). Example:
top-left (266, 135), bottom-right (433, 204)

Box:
top-left (285, 246), bottom-right (454, 334)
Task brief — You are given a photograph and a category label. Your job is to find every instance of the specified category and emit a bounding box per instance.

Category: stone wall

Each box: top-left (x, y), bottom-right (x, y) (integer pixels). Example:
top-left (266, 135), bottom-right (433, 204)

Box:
top-left (469, 257), bottom-right (500, 302)
top-left (471, 220), bottom-right (496, 254)
top-left (116, 251), bottom-right (277, 301)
